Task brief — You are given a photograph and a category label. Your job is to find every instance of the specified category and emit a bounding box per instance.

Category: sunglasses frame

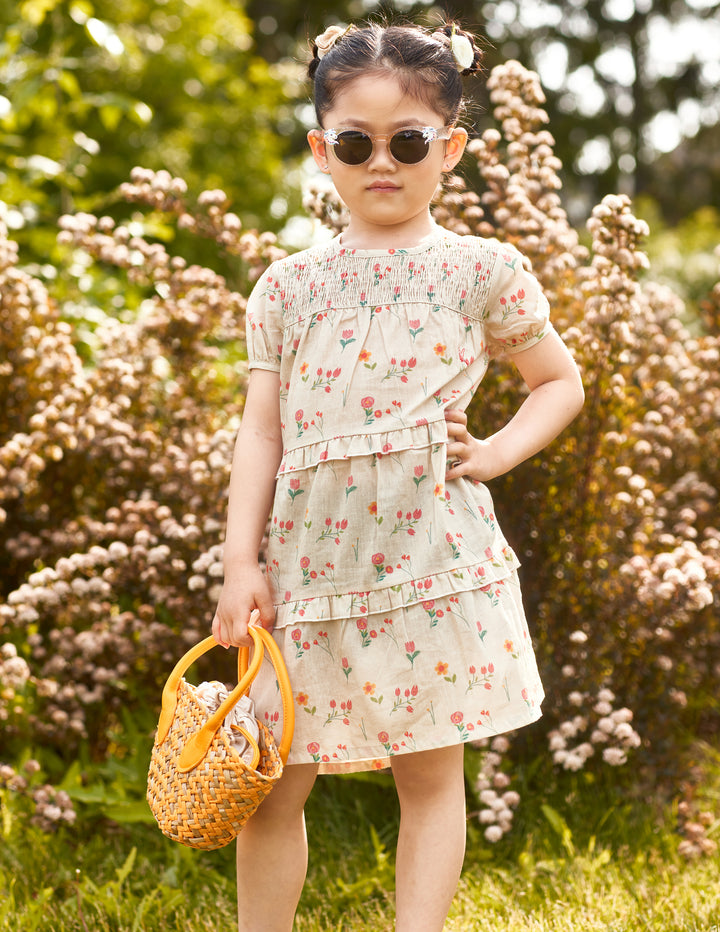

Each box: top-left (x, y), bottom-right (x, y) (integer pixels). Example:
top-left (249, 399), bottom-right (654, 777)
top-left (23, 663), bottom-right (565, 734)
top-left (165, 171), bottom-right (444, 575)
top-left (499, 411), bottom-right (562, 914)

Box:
top-left (318, 125), bottom-right (454, 166)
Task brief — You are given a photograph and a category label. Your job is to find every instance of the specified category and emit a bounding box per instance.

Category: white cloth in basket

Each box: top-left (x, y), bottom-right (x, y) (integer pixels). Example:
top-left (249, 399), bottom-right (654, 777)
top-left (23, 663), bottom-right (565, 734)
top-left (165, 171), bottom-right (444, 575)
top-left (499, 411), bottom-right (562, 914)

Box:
top-left (195, 681), bottom-right (260, 767)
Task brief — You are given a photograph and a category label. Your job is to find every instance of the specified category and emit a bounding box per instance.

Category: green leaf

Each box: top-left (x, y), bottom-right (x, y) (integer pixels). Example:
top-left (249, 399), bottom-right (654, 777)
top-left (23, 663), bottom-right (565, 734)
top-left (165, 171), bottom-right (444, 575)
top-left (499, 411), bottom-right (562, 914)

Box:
top-left (57, 70), bottom-right (82, 100)
top-left (98, 103), bottom-right (123, 131)
top-left (115, 846), bottom-right (137, 886)
top-left (541, 803), bottom-right (576, 858)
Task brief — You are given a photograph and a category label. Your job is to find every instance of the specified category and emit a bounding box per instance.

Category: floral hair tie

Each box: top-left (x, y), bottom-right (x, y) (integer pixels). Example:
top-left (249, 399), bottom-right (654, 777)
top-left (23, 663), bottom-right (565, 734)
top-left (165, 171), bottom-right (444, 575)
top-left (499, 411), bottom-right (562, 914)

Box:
top-left (314, 24), bottom-right (352, 60)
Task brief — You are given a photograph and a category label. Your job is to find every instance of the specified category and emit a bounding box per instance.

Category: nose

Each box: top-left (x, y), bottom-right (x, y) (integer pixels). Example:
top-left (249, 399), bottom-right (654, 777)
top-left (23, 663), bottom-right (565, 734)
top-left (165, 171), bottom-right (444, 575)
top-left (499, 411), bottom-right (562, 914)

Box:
top-left (366, 136), bottom-right (396, 171)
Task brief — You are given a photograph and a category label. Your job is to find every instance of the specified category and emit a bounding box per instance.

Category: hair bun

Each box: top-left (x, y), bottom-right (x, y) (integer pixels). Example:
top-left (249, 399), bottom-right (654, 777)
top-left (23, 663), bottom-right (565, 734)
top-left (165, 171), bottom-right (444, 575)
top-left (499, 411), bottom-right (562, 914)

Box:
top-left (433, 24), bottom-right (484, 76)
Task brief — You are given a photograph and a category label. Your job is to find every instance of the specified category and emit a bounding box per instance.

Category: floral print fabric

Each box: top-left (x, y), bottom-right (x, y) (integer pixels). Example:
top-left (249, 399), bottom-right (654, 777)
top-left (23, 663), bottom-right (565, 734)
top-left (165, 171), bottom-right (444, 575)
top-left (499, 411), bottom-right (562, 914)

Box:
top-left (245, 228), bottom-right (551, 773)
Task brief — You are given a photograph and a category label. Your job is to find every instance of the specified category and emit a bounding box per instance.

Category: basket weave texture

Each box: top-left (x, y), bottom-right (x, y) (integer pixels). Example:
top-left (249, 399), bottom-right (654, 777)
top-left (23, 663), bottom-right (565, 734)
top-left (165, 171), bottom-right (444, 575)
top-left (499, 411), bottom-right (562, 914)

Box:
top-left (147, 680), bottom-right (282, 850)
top-left (146, 625), bottom-right (294, 851)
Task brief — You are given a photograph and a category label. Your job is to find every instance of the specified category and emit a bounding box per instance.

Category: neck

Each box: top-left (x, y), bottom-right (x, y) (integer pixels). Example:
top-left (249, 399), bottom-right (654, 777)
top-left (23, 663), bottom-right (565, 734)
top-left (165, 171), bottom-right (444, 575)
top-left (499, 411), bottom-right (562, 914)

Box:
top-left (339, 216), bottom-right (440, 251)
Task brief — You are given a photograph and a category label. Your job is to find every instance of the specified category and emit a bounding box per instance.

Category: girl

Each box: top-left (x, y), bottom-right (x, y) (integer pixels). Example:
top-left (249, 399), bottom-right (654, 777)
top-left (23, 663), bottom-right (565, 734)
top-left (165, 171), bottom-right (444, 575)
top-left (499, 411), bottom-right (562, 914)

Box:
top-left (212, 20), bottom-right (584, 932)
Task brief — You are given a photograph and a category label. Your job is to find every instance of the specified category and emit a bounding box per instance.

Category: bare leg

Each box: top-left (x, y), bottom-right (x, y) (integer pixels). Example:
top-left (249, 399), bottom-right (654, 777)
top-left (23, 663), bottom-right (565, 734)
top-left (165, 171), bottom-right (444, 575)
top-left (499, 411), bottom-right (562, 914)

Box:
top-left (236, 763), bottom-right (318, 932)
top-left (390, 745), bottom-right (467, 932)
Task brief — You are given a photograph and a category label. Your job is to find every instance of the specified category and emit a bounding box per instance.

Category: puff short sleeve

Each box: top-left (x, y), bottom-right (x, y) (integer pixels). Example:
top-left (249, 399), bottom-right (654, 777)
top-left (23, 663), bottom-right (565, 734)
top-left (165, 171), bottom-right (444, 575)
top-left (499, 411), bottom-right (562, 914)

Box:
top-left (245, 265), bottom-right (283, 372)
top-left (484, 243), bottom-right (552, 358)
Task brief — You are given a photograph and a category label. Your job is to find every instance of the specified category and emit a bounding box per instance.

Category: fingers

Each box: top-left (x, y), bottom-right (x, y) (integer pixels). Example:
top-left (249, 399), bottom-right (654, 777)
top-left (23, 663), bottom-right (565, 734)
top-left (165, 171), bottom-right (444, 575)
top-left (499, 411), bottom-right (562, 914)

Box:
top-left (445, 410), bottom-right (469, 471)
top-left (444, 409), bottom-right (469, 443)
top-left (254, 588), bottom-right (277, 631)
top-left (212, 604), bottom-right (253, 648)
top-left (211, 586), bottom-right (277, 649)
top-left (445, 456), bottom-right (466, 480)
top-left (444, 408), bottom-right (468, 425)
top-left (212, 610), bottom-right (240, 648)
top-left (444, 409), bottom-right (467, 435)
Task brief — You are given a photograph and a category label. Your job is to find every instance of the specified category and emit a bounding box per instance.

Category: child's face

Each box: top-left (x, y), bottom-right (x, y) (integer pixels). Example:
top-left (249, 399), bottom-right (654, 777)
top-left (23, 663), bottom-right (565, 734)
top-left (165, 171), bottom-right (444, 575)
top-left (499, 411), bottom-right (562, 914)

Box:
top-left (308, 73), bottom-right (467, 245)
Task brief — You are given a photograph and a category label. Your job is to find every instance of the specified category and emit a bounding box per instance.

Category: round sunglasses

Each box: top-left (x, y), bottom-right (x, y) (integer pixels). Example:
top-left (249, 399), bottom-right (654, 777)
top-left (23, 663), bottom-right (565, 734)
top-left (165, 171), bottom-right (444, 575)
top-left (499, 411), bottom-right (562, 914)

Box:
top-left (319, 125), bottom-right (453, 166)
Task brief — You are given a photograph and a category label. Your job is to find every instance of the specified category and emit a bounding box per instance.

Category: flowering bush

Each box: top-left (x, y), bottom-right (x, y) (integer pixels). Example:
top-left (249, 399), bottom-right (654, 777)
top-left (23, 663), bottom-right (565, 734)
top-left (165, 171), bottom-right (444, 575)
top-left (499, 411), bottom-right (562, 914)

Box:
top-left (0, 172), bottom-right (285, 758)
top-left (1, 62), bottom-right (718, 849)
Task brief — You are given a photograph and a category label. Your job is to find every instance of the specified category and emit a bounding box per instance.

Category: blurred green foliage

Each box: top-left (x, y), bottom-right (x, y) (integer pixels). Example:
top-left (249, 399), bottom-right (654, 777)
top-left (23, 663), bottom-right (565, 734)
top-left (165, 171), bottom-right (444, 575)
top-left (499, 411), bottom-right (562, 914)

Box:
top-left (0, 0), bottom-right (300, 266)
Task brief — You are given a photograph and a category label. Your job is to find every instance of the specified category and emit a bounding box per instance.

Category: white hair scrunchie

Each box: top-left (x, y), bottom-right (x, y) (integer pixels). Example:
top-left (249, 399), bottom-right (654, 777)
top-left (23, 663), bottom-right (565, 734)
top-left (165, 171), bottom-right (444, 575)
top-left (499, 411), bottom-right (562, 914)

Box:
top-left (314, 24), bottom-right (351, 59)
top-left (450, 32), bottom-right (474, 72)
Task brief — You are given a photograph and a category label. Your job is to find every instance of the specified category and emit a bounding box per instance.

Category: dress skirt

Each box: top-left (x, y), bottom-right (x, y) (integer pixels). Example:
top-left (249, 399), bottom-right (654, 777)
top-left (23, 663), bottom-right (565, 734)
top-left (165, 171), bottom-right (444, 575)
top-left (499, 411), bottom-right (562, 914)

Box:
top-left (250, 569), bottom-right (543, 774)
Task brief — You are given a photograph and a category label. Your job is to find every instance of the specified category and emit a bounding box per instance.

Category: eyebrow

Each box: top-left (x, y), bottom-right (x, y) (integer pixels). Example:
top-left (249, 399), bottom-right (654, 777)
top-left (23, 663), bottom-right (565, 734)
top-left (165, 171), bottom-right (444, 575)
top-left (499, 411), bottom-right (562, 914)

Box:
top-left (332, 118), bottom-right (434, 130)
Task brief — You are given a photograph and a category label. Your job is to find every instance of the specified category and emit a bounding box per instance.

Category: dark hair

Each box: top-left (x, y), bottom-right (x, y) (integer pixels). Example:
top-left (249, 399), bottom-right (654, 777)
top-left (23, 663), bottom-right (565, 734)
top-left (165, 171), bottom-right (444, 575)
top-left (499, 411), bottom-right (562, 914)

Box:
top-left (308, 23), bottom-right (484, 126)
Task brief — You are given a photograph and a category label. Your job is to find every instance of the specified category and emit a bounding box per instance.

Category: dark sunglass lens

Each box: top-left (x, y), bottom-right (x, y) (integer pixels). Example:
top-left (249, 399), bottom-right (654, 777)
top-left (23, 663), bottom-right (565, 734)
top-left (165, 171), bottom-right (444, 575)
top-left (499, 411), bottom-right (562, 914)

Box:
top-left (335, 131), bottom-right (373, 165)
top-left (390, 130), bottom-right (429, 164)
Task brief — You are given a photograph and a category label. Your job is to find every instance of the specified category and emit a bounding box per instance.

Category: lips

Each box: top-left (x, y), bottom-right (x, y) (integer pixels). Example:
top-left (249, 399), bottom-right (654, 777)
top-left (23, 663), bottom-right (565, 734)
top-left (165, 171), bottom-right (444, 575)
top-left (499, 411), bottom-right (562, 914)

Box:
top-left (368, 181), bottom-right (400, 192)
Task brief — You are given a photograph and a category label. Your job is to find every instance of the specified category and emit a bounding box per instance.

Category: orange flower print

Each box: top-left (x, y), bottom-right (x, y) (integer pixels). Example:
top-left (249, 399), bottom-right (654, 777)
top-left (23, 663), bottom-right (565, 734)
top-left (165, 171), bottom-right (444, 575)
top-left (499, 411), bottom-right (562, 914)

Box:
top-left (433, 342), bottom-right (452, 365)
top-left (359, 349), bottom-right (372, 362)
top-left (296, 692), bottom-right (309, 706)
top-left (363, 682), bottom-right (376, 695)
top-left (504, 639), bottom-right (519, 659)
top-left (435, 661), bottom-right (449, 676)
top-left (368, 501), bottom-right (378, 515)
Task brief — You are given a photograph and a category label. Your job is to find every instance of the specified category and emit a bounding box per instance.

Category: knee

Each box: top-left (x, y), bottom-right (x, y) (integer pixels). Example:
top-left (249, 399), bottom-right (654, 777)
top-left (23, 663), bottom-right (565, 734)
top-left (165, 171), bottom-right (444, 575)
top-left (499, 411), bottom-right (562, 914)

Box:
top-left (391, 746), bottom-right (465, 808)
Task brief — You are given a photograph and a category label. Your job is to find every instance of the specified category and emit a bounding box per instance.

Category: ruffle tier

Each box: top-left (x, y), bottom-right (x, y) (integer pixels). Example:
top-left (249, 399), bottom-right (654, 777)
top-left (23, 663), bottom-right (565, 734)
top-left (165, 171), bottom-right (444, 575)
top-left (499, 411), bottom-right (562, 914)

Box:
top-left (277, 417), bottom-right (448, 477)
top-left (273, 546), bottom-right (520, 629)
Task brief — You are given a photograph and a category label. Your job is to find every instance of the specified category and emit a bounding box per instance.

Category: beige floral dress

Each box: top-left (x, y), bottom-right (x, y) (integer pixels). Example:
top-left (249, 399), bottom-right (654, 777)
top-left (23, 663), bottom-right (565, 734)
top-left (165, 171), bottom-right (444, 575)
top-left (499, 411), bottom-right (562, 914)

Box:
top-left (245, 226), bottom-right (552, 773)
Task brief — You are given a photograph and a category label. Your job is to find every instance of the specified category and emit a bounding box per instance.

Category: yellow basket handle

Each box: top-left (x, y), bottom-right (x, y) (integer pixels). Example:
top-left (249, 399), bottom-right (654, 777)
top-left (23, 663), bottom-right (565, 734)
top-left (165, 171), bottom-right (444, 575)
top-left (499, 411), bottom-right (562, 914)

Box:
top-left (156, 616), bottom-right (295, 772)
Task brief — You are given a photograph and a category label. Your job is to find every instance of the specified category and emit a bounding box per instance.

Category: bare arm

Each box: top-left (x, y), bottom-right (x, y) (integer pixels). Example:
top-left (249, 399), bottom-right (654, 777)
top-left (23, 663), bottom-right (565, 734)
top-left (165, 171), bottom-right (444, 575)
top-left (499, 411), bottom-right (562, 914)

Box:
top-left (212, 368), bottom-right (283, 647)
top-left (445, 329), bottom-right (584, 482)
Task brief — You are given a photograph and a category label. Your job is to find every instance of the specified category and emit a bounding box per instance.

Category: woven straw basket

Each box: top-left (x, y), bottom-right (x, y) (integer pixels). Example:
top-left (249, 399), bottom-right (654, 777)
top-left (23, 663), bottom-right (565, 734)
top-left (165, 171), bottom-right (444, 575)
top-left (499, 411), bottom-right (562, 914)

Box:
top-left (147, 623), bottom-right (294, 850)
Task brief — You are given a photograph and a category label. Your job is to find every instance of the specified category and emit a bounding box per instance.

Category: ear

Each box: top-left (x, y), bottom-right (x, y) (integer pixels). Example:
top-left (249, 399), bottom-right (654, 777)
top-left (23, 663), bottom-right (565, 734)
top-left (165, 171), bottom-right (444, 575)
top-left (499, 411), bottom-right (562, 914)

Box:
top-left (442, 127), bottom-right (468, 172)
top-left (307, 130), bottom-right (331, 173)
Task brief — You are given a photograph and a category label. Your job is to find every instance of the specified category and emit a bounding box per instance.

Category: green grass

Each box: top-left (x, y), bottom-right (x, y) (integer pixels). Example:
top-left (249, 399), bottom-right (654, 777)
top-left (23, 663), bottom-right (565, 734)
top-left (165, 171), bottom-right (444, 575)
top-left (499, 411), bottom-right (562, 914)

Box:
top-left (1, 757), bottom-right (719, 931)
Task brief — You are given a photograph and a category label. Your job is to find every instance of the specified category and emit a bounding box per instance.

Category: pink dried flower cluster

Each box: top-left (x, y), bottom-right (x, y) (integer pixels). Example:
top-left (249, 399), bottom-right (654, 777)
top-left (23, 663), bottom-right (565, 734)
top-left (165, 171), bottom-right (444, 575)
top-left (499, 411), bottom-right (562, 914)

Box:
top-left (303, 183), bottom-right (350, 237)
top-left (0, 760), bottom-right (76, 831)
top-left (547, 687), bottom-right (641, 770)
top-left (677, 800), bottom-right (718, 860)
top-left (470, 735), bottom-right (521, 842)
top-left (119, 167), bottom-right (286, 281)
